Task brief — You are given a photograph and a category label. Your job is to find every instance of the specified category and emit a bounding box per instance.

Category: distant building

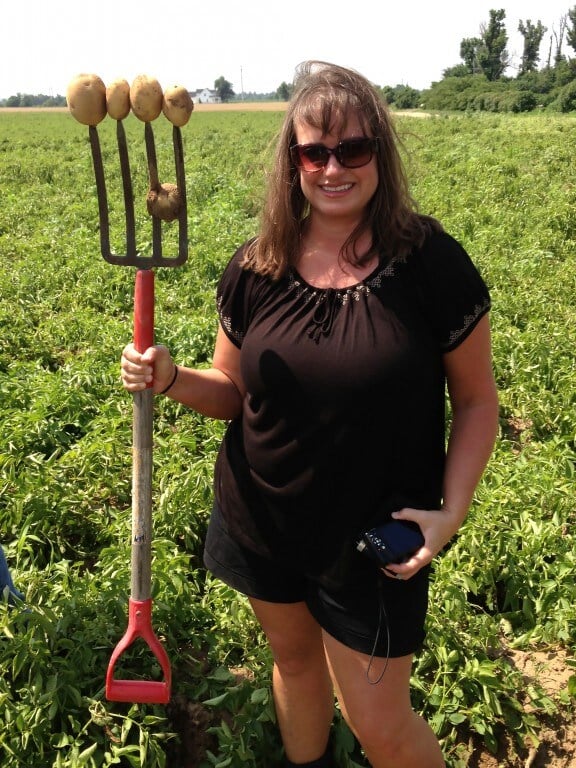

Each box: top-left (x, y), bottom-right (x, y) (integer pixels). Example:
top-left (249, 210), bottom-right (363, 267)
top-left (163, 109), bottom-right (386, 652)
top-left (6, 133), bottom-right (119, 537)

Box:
top-left (190, 88), bottom-right (221, 104)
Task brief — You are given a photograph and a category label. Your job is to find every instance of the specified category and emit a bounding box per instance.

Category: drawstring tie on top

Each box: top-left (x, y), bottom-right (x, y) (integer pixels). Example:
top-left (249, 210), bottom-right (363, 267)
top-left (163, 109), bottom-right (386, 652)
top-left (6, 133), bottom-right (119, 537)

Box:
top-left (307, 289), bottom-right (341, 342)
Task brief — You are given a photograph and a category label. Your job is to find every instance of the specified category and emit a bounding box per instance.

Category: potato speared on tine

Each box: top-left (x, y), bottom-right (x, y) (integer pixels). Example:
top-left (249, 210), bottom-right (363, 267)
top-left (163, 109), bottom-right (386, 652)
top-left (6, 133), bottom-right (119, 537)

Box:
top-left (67, 73), bottom-right (194, 705)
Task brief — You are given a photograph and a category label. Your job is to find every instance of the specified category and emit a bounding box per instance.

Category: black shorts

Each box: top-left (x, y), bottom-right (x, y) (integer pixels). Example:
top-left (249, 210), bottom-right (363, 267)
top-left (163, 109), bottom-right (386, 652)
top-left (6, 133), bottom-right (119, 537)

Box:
top-left (203, 503), bottom-right (429, 658)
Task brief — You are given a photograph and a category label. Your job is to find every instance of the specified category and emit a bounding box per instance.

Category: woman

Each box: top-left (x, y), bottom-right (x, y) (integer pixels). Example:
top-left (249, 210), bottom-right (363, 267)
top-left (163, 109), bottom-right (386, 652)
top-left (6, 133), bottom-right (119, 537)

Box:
top-left (121, 61), bottom-right (499, 768)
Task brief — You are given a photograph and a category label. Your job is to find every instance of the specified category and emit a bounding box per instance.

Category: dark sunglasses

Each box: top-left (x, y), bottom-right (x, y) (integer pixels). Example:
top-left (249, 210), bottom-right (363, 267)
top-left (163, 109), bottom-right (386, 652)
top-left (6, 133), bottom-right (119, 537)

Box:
top-left (290, 137), bottom-right (378, 172)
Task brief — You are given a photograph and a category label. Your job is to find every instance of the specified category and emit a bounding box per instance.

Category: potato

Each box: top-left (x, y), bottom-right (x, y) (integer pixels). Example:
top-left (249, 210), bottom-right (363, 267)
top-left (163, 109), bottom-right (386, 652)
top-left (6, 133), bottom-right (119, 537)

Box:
top-left (130, 75), bottom-right (163, 122)
top-left (162, 85), bottom-right (194, 127)
top-left (106, 78), bottom-right (130, 120)
top-left (66, 74), bottom-right (106, 126)
top-left (146, 183), bottom-right (182, 221)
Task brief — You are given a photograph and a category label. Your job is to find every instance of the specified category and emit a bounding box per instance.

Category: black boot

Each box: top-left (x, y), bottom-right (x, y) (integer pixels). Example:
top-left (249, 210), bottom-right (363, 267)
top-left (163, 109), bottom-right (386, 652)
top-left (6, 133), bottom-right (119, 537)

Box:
top-left (284, 748), bottom-right (335, 767)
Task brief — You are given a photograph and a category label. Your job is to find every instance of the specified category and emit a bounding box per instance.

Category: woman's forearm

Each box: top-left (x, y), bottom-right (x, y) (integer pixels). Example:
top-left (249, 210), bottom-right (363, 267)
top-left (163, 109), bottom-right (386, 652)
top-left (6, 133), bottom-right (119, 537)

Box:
top-left (163, 365), bottom-right (243, 420)
top-left (442, 399), bottom-right (499, 527)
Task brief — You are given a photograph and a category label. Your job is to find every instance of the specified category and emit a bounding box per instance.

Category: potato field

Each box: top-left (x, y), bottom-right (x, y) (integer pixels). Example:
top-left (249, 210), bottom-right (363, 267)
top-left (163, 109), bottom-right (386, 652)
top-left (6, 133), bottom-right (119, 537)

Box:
top-left (0, 107), bottom-right (575, 767)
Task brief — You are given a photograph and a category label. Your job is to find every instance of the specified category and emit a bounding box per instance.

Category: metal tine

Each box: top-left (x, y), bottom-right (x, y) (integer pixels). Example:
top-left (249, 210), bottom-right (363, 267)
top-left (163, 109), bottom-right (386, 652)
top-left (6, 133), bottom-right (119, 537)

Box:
top-left (90, 123), bottom-right (142, 267)
top-left (173, 126), bottom-right (188, 265)
top-left (144, 123), bottom-right (163, 261)
top-left (116, 120), bottom-right (137, 259)
top-left (88, 126), bottom-right (112, 261)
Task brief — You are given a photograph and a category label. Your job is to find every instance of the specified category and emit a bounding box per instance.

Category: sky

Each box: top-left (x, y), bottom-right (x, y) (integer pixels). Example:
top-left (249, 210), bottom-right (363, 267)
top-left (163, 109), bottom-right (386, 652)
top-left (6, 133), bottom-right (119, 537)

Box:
top-left (1, 0), bottom-right (573, 99)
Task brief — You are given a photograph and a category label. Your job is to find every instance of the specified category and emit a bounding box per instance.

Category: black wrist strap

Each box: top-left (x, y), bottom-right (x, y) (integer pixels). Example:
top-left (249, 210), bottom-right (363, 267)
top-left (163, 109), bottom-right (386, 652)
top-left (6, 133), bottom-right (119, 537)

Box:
top-left (160, 365), bottom-right (178, 395)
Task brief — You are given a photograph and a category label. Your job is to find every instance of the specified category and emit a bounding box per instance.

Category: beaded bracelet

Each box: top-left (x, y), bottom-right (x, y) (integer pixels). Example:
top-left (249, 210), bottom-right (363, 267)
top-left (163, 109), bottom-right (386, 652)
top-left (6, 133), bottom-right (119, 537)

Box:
top-left (160, 365), bottom-right (178, 395)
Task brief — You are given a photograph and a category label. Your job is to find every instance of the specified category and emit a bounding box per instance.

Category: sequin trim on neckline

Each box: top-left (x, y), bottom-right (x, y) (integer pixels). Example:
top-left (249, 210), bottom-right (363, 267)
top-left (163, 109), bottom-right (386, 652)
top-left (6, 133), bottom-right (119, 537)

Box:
top-left (287, 256), bottom-right (404, 342)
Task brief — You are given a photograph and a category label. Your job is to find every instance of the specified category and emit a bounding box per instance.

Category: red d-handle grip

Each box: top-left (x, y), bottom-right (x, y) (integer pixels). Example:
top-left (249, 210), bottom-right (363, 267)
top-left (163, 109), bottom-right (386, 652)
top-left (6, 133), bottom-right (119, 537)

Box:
top-left (134, 268), bottom-right (154, 359)
top-left (105, 598), bottom-right (171, 704)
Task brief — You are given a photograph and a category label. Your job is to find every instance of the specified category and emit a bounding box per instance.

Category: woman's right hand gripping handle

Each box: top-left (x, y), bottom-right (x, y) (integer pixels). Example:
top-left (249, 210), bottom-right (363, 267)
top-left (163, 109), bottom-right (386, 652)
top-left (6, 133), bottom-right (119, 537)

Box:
top-left (120, 343), bottom-right (175, 394)
top-left (120, 328), bottom-right (244, 420)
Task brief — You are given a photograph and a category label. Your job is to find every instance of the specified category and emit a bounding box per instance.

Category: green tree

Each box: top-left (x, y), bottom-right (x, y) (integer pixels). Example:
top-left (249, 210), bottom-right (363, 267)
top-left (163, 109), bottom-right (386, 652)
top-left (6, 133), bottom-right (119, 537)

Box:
top-left (460, 37), bottom-right (483, 73)
top-left (276, 82), bottom-right (292, 101)
top-left (214, 76), bottom-right (235, 102)
top-left (553, 57), bottom-right (576, 85)
top-left (393, 84), bottom-right (421, 109)
top-left (477, 9), bottom-right (509, 81)
top-left (550, 14), bottom-right (568, 63)
top-left (443, 63), bottom-right (472, 78)
top-left (379, 84), bottom-right (421, 108)
top-left (518, 19), bottom-right (547, 74)
top-left (567, 6), bottom-right (576, 54)
top-left (557, 78), bottom-right (576, 110)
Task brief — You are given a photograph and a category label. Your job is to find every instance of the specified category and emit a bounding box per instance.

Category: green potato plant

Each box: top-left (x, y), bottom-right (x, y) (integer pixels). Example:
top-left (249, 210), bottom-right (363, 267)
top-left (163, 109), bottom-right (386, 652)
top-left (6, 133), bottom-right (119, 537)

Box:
top-left (0, 109), bottom-right (574, 767)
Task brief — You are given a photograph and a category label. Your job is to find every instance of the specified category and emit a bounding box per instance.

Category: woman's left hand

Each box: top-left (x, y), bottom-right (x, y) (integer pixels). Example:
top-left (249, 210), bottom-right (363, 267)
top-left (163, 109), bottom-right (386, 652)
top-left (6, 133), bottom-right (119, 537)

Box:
top-left (381, 506), bottom-right (463, 581)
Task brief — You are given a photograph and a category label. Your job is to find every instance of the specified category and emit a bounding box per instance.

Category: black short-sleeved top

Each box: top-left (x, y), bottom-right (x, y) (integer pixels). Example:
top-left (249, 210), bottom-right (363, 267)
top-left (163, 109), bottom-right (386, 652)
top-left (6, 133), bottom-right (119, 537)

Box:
top-left (213, 231), bottom-right (490, 590)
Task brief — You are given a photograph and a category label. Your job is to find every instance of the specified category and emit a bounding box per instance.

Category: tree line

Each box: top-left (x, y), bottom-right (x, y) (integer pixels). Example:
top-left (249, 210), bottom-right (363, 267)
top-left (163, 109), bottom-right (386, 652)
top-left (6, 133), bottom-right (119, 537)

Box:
top-left (277, 7), bottom-right (576, 113)
top-left (382, 6), bottom-right (576, 112)
top-left (3, 8), bottom-right (576, 113)
top-left (0, 93), bottom-right (67, 108)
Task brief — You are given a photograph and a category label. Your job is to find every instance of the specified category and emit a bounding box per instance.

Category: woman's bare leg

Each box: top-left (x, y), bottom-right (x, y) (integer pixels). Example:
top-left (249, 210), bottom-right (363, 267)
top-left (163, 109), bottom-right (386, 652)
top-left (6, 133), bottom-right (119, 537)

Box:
top-left (323, 632), bottom-right (445, 768)
top-left (249, 598), bottom-right (335, 764)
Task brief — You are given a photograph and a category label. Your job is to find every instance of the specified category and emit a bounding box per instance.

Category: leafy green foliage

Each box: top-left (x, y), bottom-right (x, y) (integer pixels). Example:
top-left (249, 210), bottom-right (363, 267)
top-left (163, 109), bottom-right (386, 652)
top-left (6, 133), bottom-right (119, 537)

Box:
top-left (1, 109), bottom-right (575, 767)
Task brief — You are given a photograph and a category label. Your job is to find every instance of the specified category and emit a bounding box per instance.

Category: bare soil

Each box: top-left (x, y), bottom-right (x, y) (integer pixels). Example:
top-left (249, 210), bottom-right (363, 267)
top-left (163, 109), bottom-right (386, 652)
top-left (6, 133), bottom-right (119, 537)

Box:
top-left (470, 647), bottom-right (576, 768)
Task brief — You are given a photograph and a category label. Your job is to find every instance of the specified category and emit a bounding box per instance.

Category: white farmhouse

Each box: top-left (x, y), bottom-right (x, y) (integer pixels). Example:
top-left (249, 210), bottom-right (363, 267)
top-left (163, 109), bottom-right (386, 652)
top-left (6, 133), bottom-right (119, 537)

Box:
top-left (190, 88), bottom-right (221, 104)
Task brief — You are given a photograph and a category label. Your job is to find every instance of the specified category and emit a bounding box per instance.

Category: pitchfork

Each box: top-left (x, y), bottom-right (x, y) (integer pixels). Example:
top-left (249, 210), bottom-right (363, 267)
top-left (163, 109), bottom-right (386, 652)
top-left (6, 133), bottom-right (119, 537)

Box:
top-left (84, 110), bottom-right (188, 704)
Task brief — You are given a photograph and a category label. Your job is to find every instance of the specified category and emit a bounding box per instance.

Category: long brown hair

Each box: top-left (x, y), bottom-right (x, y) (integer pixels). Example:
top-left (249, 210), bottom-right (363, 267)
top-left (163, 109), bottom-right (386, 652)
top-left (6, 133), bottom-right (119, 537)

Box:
top-left (242, 60), bottom-right (441, 279)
